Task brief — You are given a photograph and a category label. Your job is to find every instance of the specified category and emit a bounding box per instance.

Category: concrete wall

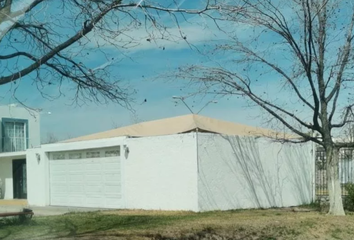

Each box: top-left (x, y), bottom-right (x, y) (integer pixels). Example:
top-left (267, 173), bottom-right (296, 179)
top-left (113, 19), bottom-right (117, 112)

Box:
top-left (0, 155), bottom-right (26, 199)
top-left (124, 133), bottom-right (198, 211)
top-left (197, 133), bottom-right (313, 211)
top-left (26, 148), bottom-right (49, 206)
top-left (0, 105), bottom-right (40, 150)
top-left (29, 132), bottom-right (313, 212)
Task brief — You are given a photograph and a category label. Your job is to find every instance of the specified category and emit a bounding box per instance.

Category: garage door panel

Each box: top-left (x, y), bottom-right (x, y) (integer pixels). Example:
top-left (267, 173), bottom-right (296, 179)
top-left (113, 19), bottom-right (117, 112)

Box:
top-left (104, 186), bottom-right (121, 193)
top-left (103, 162), bottom-right (120, 169)
top-left (67, 181), bottom-right (83, 187)
top-left (85, 163), bottom-right (102, 170)
top-left (51, 165), bottom-right (67, 172)
top-left (67, 196), bottom-right (84, 202)
top-left (85, 198), bottom-right (103, 207)
top-left (51, 175), bottom-right (67, 182)
top-left (104, 182), bottom-right (121, 188)
top-left (68, 186), bottom-right (84, 193)
top-left (104, 193), bottom-right (122, 198)
top-left (85, 174), bottom-right (103, 181)
top-left (105, 173), bottom-right (120, 180)
top-left (85, 180), bottom-right (103, 184)
top-left (69, 164), bottom-right (82, 171)
top-left (85, 185), bottom-right (103, 193)
top-left (50, 152), bottom-right (122, 209)
top-left (51, 181), bottom-right (67, 187)
top-left (69, 174), bottom-right (84, 181)
top-left (51, 186), bottom-right (67, 194)
top-left (51, 196), bottom-right (68, 204)
top-left (102, 157), bottom-right (119, 162)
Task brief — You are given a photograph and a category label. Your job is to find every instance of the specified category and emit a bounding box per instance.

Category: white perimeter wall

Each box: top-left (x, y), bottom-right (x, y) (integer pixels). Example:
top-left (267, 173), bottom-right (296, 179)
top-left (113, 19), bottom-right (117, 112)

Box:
top-left (125, 133), bottom-right (198, 211)
top-left (27, 148), bottom-right (49, 206)
top-left (197, 133), bottom-right (313, 211)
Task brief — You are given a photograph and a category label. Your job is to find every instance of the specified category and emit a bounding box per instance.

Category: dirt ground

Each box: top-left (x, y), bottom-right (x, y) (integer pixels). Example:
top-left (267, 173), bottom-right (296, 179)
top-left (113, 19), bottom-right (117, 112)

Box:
top-left (2, 207), bottom-right (354, 240)
top-left (54, 208), bottom-right (354, 240)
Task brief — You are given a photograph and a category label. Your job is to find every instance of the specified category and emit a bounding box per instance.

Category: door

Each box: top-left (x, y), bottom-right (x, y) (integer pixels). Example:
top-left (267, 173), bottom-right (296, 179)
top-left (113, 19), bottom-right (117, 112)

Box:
top-left (49, 149), bottom-right (122, 208)
top-left (12, 159), bottom-right (27, 199)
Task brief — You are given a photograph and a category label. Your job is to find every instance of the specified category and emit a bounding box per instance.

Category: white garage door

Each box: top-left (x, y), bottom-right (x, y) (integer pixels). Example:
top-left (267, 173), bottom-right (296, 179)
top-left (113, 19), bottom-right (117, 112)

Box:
top-left (49, 147), bottom-right (122, 209)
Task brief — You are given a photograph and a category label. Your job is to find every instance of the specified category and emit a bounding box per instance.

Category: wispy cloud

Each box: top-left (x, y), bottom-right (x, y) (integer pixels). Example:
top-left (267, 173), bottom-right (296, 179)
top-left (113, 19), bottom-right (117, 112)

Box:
top-left (87, 13), bottom-right (225, 53)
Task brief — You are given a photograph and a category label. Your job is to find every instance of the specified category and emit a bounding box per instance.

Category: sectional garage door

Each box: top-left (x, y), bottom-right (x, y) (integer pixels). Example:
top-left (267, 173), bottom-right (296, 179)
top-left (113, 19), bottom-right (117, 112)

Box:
top-left (49, 147), bottom-right (122, 209)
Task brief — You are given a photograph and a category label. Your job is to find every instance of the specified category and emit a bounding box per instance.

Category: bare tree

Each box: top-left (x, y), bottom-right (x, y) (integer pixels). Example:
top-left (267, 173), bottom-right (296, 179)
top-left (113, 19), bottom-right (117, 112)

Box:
top-left (172, 0), bottom-right (354, 215)
top-left (110, 119), bottom-right (121, 129)
top-left (343, 124), bottom-right (354, 143)
top-left (42, 132), bottom-right (59, 144)
top-left (110, 111), bottom-right (142, 129)
top-left (0, 0), bottom-right (213, 107)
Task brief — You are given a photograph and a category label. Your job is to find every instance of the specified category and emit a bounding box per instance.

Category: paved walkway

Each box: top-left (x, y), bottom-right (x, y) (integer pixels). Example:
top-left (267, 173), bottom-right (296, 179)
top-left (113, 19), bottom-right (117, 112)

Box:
top-left (0, 200), bottom-right (104, 216)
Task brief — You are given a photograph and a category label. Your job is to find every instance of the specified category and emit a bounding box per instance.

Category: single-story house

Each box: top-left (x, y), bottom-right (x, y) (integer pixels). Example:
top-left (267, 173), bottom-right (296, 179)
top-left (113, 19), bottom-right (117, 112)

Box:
top-left (26, 114), bottom-right (314, 211)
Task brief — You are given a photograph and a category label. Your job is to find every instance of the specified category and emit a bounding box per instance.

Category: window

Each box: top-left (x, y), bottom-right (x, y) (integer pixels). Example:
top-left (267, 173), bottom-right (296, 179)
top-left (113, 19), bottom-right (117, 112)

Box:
top-left (86, 151), bottom-right (100, 158)
top-left (52, 153), bottom-right (66, 160)
top-left (2, 118), bottom-right (28, 152)
top-left (105, 149), bottom-right (120, 157)
top-left (49, 147), bottom-right (121, 160)
top-left (68, 152), bottom-right (82, 159)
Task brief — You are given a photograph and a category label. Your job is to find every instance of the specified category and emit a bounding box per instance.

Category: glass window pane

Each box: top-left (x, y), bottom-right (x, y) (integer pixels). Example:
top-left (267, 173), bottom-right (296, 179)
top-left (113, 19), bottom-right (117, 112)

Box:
top-left (3, 121), bottom-right (26, 152)
top-left (105, 149), bottom-right (120, 157)
top-left (68, 152), bottom-right (82, 159)
top-left (5, 122), bottom-right (14, 137)
top-left (86, 151), bottom-right (100, 158)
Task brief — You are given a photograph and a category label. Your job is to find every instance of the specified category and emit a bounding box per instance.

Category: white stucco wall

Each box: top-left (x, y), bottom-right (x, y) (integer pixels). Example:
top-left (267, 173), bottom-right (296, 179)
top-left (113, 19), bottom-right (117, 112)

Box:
top-left (0, 105), bottom-right (40, 150)
top-left (0, 155), bottom-right (26, 199)
top-left (124, 133), bottom-right (198, 211)
top-left (30, 131), bottom-right (314, 212)
top-left (197, 133), bottom-right (313, 211)
top-left (26, 148), bottom-right (49, 206)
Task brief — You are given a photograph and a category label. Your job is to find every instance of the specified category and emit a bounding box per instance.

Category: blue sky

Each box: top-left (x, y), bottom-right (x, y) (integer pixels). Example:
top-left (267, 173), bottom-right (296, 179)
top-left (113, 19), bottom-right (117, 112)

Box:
top-left (0, 0), bottom-right (351, 141)
top-left (0, 0), bottom-right (268, 141)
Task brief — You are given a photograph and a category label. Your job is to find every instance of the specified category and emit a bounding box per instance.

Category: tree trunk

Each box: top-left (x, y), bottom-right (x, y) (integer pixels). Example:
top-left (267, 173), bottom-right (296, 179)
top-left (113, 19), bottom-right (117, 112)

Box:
top-left (326, 147), bottom-right (345, 215)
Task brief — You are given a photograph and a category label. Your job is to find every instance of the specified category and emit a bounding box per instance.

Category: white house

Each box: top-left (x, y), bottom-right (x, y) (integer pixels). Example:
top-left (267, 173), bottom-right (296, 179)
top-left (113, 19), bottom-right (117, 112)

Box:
top-left (0, 105), bottom-right (40, 200)
top-left (26, 114), bottom-right (314, 211)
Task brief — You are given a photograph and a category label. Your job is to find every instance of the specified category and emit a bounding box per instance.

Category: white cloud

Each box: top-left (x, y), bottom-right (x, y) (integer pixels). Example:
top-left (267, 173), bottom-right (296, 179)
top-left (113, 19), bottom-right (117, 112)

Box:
top-left (87, 13), bottom-right (228, 53)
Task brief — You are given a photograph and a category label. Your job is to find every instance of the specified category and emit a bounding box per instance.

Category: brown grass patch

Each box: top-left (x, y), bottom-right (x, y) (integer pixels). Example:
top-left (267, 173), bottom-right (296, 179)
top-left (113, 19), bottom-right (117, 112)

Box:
top-left (2, 208), bottom-right (354, 239)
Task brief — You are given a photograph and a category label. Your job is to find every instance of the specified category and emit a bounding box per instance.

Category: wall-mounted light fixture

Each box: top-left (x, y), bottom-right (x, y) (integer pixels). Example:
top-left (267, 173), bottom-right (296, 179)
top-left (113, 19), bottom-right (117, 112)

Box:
top-left (123, 145), bottom-right (130, 159)
top-left (36, 153), bottom-right (41, 164)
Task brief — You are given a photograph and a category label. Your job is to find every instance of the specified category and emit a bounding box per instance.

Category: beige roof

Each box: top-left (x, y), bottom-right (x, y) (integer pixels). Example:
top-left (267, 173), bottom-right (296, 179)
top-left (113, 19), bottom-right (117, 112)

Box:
top-left (63, 114), bottom-right (298, 143)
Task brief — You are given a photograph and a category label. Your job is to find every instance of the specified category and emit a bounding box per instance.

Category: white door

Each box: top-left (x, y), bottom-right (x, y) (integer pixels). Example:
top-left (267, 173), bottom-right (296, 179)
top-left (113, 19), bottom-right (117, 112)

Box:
top-left (49, 148), bottom-right (122, 208)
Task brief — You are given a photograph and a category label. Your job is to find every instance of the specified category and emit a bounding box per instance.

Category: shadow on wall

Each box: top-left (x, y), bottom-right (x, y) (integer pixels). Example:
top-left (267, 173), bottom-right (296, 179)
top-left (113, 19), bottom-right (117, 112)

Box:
top-left (282, 144), bottom-right (312, 204)
top-left (223, 136), bottom-right (277, 208)
top-left (198, 135), bottom-right (312, 210)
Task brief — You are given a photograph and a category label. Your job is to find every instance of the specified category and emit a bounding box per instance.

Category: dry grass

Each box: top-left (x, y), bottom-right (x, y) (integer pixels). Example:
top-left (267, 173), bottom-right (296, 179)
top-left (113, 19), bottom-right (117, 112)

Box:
top-left (1, 208), bottom-right (354, 239)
